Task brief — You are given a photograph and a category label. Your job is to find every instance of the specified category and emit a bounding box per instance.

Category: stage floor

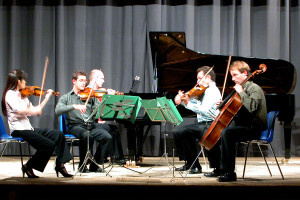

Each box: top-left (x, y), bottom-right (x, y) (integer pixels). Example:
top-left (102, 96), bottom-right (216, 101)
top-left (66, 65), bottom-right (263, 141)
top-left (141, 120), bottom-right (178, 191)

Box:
top-left (0, 156), bottom-right (299, 199)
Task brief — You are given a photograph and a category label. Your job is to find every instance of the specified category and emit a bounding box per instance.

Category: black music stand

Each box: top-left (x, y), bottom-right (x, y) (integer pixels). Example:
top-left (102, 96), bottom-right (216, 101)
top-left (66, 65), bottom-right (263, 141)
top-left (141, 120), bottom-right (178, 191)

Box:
top-left (141, 97), bottom-right (183, 177)
top-left (76, 100), bottom-right (111, 177)
top-left (96, 94), bottom-right (144, 174)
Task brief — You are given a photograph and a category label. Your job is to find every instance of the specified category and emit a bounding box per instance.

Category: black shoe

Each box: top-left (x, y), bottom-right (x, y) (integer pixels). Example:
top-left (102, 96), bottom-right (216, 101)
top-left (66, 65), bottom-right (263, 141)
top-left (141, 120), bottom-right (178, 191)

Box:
top-left (55, 165), bottom-right (73, 178)
top-left (217, 172), bottom-right (237, 182)
top-left (111, 157), bottom-right (127, 165)
top-left (204, 169), bottom-right (221, 177)
top-left (189, 166), bottom-right (202, 174)
top-left (22, 165), bottom-right (39, 178)
top-left (89, 165), bottom-right (104, 173)
top-left (175, 164), bottom-right (191, 172)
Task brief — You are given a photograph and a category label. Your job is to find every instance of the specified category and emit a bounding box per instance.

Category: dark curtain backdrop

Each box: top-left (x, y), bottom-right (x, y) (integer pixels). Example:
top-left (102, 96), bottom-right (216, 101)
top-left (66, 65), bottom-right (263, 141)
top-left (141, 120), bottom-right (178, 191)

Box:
top-left (1, 0), bottom-right (299, 157)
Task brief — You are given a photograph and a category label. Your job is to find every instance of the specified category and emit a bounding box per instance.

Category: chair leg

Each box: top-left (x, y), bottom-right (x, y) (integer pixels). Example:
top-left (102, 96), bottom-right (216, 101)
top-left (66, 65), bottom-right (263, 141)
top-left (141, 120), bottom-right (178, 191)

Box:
top-left (18, 142), bottom-right (24, 178)
top-left (71, 140), bottom-right (75, 171)
top-left (268, 143), bottom-right (284, 180)
top-left (0, 143), bottom-right (8, 157)
top-left (28, 143), bottom-right (31, 158)
top-left (242, 142), bottom-right (250, 179)
top-left (257, 143), bottom-right (272, 177)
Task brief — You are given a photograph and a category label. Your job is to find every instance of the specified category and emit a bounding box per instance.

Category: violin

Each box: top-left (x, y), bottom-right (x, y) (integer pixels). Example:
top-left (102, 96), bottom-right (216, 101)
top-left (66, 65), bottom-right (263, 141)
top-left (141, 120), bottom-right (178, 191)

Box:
top-left (183, 84), bottom-right (208, 100)
top-left (79, 87), bottom-right (124, 100)
top-left (20, 86), bottom-right (60, 98)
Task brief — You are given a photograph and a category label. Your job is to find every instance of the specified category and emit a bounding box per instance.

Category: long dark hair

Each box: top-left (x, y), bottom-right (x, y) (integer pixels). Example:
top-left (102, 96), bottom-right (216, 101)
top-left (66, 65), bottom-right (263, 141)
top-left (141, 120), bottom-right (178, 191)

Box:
top-left (1, 69), bottom-right (27, 116)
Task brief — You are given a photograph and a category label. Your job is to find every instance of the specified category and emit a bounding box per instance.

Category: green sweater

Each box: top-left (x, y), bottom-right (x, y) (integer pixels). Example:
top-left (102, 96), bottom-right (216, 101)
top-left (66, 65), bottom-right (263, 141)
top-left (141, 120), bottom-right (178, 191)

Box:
top-left (55, 90), bottom-right (100, 126)
top-left (234, 81), bottom-right (268, 132)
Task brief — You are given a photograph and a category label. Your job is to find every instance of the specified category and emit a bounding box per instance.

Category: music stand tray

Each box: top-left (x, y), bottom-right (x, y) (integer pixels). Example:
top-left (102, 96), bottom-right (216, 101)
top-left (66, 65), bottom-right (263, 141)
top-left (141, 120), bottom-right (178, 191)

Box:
top-left (96, 94), bottom-right (142, 124)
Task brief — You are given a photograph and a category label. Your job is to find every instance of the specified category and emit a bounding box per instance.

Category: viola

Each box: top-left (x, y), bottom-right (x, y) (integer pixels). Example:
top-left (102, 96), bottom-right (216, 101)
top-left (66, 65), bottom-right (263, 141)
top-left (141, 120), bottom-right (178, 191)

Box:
top-left (20, 86), bottom-right (60, 98)
top-left (199, 64), bottom-right (267, 150)
top-left (79, 87), bottom-right (124, 100)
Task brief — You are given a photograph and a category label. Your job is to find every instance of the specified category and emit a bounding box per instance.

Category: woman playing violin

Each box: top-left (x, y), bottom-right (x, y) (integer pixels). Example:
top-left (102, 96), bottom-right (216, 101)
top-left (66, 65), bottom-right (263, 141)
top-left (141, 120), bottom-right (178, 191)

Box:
top-left (174, 66), bottom-right (221, 174)
top-left (204, 61), bottom-right (267, 182)
top-left (1, 69), bottom-right (73, 178)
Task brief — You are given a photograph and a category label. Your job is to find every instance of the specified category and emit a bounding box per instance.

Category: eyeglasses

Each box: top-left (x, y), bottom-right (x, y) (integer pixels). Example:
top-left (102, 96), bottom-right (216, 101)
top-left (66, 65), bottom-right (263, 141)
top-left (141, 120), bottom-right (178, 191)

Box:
top-left (77, 79), bottom-right (87, 83)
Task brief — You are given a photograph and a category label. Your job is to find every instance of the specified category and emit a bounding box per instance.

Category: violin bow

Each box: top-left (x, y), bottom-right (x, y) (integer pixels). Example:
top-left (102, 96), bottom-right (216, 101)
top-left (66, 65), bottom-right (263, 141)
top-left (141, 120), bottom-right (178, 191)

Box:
top-left (39, 56), bottom-right (49, 105)
top-left (84, 69), bottom-right (101, 107)
top-left (221, 54), bottom-right (232, 100)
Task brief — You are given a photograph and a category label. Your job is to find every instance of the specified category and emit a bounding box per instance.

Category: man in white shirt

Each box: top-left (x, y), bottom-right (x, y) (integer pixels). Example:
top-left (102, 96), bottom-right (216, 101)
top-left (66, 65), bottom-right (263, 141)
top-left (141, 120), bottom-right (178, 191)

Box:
top-left (174, 66), bottom-right (221, 174)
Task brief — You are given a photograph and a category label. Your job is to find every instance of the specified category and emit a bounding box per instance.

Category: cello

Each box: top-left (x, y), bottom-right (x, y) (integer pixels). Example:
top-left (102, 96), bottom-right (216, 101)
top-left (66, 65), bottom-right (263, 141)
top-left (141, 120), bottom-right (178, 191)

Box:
top-left (199, 63), bottom-right (267, 150)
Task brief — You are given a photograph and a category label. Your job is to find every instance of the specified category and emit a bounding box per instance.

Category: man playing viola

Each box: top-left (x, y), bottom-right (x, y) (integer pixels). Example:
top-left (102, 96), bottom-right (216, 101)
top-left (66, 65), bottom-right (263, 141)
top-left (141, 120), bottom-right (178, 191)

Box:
top-left (174, 66), bottom-right (221, 174)
top-left (55, 71), bottom-right (112, 173)
top-left (205, 61), bottom-right (267, 182)
top-left (88, 69), bottom-right (125, 164)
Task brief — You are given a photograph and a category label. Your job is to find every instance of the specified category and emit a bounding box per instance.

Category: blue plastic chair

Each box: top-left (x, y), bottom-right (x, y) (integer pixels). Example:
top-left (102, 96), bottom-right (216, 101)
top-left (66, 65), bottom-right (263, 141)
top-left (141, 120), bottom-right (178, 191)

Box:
top-left (242, 111), bottom-right (284, 179)
top-left (59, 114), bottom-right (79, 170)
top-left (0, 115), bottom-right (30, 178)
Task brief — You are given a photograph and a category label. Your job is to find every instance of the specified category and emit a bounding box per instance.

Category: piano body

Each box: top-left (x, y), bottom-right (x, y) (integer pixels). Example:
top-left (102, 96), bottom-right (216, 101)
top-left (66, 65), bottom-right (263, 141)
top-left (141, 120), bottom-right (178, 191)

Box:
top-left (147, 32), bottom-right (297, 161)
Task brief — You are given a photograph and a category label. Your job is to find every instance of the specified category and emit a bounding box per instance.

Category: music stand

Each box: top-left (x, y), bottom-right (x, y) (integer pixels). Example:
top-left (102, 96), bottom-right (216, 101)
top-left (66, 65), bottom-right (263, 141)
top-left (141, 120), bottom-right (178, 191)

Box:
top-left (76, 100), bottom-right (111, 177)
top-left (141, 97), bottom-right (183, 177)
top-left (96, 94), bottom-right (144, 174)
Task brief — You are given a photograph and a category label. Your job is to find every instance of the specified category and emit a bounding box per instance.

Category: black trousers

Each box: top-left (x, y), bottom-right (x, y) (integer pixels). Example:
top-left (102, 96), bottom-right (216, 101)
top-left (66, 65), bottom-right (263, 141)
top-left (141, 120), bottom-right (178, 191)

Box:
top-left (99, 123), bottom-right (124, 160)
top-left (174, 121), bottom-right (220, 168)
top-left (69, 123), bottom-right (112, 167)
top-left (11, 128), bottom-right (72, 172)
top-left (218, 126), bottom-right (260, 173)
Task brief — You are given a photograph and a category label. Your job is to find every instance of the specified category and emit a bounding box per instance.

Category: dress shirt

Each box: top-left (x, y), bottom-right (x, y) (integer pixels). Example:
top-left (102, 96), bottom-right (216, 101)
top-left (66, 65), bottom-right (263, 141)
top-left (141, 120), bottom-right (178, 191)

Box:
top-left (183, 82), bottom-right (221, 122)
top-left (5, 90), bottom-right (40, 134)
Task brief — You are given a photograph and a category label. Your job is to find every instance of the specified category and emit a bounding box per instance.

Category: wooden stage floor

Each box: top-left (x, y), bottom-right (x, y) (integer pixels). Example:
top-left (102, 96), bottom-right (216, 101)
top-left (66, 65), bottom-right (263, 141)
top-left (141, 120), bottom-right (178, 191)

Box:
top-left (0, 156), bottom-right (299, 200)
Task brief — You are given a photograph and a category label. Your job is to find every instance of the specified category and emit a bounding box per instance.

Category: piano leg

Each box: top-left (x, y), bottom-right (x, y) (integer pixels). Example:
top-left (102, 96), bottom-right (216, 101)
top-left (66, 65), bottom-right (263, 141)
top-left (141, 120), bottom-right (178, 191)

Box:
top-left (282, 121), bottom-right (292, 164)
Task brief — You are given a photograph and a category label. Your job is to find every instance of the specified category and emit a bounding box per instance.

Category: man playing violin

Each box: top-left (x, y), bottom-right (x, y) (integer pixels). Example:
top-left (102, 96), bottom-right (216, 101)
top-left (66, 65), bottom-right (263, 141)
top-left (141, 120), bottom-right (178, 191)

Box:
top-left (174, 66), bottom-right (221, 174)
top-left (88, 69), bottom-right (125, 164)
top-left (205, 61), bottom-right (267, 182)
top-left (55, 71), bottom-right (112, 173)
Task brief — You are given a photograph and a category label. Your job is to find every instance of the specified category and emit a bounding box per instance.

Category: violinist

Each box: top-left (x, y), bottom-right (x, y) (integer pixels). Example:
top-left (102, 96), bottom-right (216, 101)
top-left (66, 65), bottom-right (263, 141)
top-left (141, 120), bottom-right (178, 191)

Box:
top-left (1, 69), bottom-right (73, 178)
top-left (174, 66), bottom-right (221, 174)
top-left (55, 71), bottom-right (112, 173)
top-left (88, 69), bottom-right (125, 164)
top-left (205, 61), bottom-right (267, 182)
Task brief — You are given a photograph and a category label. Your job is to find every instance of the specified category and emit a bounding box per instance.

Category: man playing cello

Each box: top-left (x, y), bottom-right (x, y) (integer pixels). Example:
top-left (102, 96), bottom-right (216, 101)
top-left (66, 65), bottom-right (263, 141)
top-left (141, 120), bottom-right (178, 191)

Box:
top-left (204, 61), bottom-right (267, 182)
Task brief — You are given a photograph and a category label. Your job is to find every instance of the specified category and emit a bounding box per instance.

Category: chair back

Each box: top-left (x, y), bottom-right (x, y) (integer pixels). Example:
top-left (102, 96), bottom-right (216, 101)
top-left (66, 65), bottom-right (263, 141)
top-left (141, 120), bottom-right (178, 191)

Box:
top-left (260, 111), bottom-right (279, 143)
top-left (59, 114), bottom-right (69, 133)
top-left (0, 115), bottom-right (10, 138)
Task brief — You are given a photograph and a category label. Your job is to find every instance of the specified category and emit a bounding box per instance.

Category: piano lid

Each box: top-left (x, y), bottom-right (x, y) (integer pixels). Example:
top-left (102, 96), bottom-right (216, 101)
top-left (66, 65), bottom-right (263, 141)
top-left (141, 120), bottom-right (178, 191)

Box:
top-left (149, 32), bottom-right (297, 95)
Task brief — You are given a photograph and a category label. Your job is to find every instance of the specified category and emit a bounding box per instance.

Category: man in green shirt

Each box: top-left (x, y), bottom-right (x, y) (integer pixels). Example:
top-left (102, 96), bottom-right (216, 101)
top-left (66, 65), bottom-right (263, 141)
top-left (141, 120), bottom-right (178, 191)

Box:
top-left (55, 71), bottom-right (112, 173)
top-left (204, 61), bottom-right (267, 182)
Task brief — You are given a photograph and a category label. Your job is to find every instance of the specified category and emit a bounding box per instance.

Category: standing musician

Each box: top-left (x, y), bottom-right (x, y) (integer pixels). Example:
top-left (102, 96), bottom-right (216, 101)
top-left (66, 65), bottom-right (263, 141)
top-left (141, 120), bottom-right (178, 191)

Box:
top-left (174, 66), bottom-right (221, 174)
top-left (88, 69), bottom-right (125, 164)
top-left (55, 71), bottom-right (112, 173)
top-left (204, 61), bottom-right (267, 182)
top-left (1, 69), bottom-right (73, 178)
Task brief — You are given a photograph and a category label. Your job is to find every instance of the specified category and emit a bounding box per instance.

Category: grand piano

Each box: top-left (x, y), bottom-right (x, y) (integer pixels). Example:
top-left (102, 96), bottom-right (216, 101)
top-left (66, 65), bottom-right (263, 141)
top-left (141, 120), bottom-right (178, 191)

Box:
top-left (146, 31), bottom-right (297, 162)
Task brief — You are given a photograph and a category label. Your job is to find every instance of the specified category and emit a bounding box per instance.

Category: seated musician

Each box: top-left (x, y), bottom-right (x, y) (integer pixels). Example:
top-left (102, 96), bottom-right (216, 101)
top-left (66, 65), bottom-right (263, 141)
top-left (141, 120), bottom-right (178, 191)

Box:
top-left (55, 71), bottom-right (112, 173)
top-left (205, 61), bottom-right (267, 182)
top-left (1, 69), bottom-right (73, 178)
top-left (88, 69), bottom-right (125, 164)
top-left (174, 66), bottom-right (221, 174)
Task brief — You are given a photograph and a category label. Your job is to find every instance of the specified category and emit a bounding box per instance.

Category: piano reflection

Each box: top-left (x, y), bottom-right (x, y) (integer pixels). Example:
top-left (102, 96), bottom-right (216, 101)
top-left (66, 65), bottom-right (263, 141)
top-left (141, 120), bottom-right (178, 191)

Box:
top-left (148, 32), bottom-right (296, 162)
